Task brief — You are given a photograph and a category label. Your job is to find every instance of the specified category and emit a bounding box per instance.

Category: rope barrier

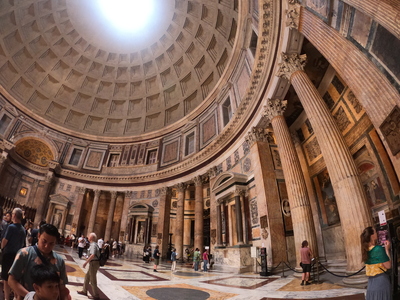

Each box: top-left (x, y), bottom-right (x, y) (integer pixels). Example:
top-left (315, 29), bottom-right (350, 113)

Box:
top-left (317, 261), bottom-right (365, 278)
top-left (282, 261), bottom-right (303, 273)
top-left (269, 261), bottom-right (283, 272)
top-left (264, 260), bottom-right (365, 278)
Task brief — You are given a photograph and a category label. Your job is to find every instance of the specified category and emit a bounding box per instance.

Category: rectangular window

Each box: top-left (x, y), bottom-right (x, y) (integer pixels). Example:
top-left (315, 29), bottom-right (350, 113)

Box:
top-left (68, 149), bottom-right (82, 166)
top-left (185, 132), bottom-right (195, 156)
top-left (147, 150), bottom-right (157, 164)
top-left (222, 97), bottom-right (232, 126)
top-left (249, 30), bottom-right (258, 57)
top-left (0, 114), bottom-right (12, 135)
top-left (107, 154), bottom-right (120, 167)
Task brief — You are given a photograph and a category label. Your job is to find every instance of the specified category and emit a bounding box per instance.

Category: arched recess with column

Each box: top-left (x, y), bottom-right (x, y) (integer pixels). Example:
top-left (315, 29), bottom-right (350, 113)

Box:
top-left (46, 193), bottom-right (70, 234)
top-left (211, 172), bottom-right (253, 273)
top-left (0, 137), bottom-right (59, 223)
top-left (125, 203), bottom-right (154, 256)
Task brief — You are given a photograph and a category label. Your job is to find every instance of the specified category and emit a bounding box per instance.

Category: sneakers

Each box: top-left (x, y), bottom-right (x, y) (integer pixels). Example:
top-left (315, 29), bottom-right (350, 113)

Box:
top-left (300, 281), bottom-right (304, 286)
top-left (305, 281), bottom-right (311, 285)
top-left (153, 269), bottom-right (158, 272)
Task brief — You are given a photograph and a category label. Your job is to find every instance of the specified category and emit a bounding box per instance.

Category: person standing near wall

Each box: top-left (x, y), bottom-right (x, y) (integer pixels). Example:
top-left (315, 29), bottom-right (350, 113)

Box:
top-left (202, 249), bottom-right (209, 272)
top-left (170, 248), bottom-right (177, 273)
top-left (300, 240), bottom-right (313, 286)
top-left (153, 245), bottom-right (160, 272)
top-left (193, 248), bottom-right (200, 271)
top-left (361, 227), bottom-right (392, 300)
top-left (78, 234), bottom-right (86, 259)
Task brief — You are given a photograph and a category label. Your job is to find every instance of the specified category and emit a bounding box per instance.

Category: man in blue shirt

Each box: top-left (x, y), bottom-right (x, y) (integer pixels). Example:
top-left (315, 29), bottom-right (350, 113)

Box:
top-left (1, 208), bottom-right (26, 300)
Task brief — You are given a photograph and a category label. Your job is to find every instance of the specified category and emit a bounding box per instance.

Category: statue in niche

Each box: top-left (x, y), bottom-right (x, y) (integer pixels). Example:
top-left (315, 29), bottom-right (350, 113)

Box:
top-left (53, 211), bottom-right (62, 228)
top-left (137, 224), bottom-right (144, 244)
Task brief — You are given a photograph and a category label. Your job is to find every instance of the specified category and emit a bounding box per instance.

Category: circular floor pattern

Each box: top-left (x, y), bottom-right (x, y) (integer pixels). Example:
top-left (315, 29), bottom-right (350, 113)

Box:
top-left (104, 262), bottom-right (122, 267)
top-left (173, 271), bottom-right (203, 277)
top-left (146, 287), bottom-right (210, 300)
top-left (65, 265), bottom-right (77, 272)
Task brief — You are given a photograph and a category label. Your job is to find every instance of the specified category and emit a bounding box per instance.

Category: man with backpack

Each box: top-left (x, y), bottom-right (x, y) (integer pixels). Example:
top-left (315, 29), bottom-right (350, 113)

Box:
top-left (78, 232), bottom-right (100, 300)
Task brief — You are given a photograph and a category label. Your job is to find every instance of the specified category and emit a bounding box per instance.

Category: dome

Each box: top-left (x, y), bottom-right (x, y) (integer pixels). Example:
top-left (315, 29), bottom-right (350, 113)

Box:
top-left (0, 0), bottom-right (238, 139)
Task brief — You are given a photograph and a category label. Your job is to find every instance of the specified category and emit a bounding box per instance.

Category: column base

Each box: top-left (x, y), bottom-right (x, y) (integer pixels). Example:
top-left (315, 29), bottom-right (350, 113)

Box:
top-left (342, 273), bottom-right (368, 288)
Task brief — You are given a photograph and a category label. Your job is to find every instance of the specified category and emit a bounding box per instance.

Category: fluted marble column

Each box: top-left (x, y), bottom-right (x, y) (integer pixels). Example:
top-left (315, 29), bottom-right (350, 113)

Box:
top-left (216, 203), bottom-right (222, 246)
top-left (71, 187), bottom-right (86, 236)
top-left (35, 161), bottom-right (57, 226)
top-left (234, 189), bottom-right (244, 245)
top-left (277, 53), bottom-right (372, 272)
top-left (87, 189), bottom-right (101, 235)
top-left (175, 183), bottom-right (185, 261)
top-left (221, 202), bottom-right (227, 246)
top-left (120, 191), bottom-right (132, 242)
top-left (264, 99), bottom-right (318, 265)
top-left (156, 187), bottom-right (171, 257)
top-left (105, 191), bottom-right (118, 242)
top-left (193, 176), bottom-right (204, 252)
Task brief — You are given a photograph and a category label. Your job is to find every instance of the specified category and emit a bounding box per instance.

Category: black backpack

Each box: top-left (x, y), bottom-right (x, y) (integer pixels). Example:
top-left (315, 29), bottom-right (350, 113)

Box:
top-left (96, 244), bottom-right (107, 267)
top-left (99, 251), bottom-right (107, 266)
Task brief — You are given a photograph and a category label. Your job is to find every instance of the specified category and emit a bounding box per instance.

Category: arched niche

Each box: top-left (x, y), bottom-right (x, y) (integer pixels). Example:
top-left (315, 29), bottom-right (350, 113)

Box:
top-left (46, 194), bottom-right (70, 234)
top-left (126, 203), bottom-right (154, 246)
top-left (15, 138), bottom-right (54, 167)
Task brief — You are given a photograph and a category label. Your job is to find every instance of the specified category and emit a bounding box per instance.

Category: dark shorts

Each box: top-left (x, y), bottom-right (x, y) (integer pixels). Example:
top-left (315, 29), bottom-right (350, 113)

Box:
top-left (154, 258), bottom-right (159, 265)
top-left (302, 263), bottom-right (311, 273)
top-left (1, 253), bottom-right (16, 280)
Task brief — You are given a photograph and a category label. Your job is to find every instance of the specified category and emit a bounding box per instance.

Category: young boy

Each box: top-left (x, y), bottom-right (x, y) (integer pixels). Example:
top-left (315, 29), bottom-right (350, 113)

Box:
top-left (24, 264), bottom-right (60, 300)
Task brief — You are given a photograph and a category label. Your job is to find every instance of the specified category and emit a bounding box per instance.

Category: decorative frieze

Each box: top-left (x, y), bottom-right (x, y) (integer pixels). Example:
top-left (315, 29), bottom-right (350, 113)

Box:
top-left (286, 0), bottom-right (301, 30)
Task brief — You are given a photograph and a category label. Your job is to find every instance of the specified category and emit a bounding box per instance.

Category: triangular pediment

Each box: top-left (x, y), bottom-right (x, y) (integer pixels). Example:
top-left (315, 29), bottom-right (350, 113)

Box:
top-left (49, 194), bottom-right (70, 207)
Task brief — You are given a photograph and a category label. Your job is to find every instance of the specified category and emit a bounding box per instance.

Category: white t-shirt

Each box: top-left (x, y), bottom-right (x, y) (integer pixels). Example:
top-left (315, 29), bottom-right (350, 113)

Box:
top-left (78, 237), bottom-right (86, 248)
top-left (24, 291), bottom-right (35, 300)
top-left (98, 238), bottom-right (104, 249)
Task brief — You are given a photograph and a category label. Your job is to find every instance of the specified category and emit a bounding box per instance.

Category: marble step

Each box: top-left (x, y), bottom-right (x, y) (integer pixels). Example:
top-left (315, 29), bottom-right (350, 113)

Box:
top-left (322, 260), bottom-right (348, 276)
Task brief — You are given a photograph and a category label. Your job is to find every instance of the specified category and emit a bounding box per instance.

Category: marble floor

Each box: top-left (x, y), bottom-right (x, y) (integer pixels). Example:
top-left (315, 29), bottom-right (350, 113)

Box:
top-left (0, 245), bottom-right (371, 300)
top-left (48, 245), bottom-right (369, 300)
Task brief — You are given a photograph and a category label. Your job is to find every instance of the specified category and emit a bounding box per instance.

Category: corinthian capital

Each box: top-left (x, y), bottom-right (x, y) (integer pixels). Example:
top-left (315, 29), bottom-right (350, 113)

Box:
top-left (208, 166), bottom-right (218, 178)
top-left (264, 99), bottom-right (287, 121)
top-left (110, 191), bottom-right (118, 200)
top-left (75, 186), bottom-right (86, 195)
top-left (276, 52), bottom-right (307, 81)
top-left (175, 182), bottom-right (186, 193)
top-left (245, 127), bottom-right (270, 146)
top-left (193, 175), bottom-right (203, 186)
top-left (94, 189), bottom-right (101, 199)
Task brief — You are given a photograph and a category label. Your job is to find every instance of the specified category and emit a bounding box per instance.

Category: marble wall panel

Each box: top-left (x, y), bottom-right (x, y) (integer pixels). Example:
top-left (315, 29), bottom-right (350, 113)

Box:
top-left (83, 148), bottom-right (105, 171)
top-left (213, 247), bottom-right (252, 272)
top-left (322, 225), bottom-right (346, 260)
